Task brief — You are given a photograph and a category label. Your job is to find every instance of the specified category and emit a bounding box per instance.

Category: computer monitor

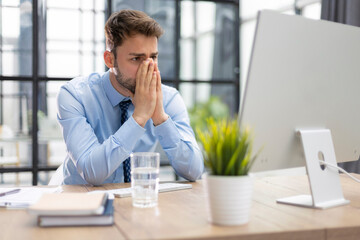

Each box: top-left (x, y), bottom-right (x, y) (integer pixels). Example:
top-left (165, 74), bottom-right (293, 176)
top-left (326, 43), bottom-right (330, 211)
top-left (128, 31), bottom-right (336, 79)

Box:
top-left (239, 10), bottom-right (360, 209)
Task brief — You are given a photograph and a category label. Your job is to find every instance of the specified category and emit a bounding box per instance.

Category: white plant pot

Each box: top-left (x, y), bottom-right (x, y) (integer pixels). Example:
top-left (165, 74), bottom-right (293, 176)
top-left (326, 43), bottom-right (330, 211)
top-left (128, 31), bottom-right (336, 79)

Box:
top-left (204, 174), bottom-right (253, 226)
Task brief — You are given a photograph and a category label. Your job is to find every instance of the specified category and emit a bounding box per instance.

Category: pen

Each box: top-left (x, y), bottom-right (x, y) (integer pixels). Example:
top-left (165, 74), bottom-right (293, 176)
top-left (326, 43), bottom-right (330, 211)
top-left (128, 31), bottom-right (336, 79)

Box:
top-left (0, 202), bottom-right (29, 209)
top-left (0, 189), bottom-right (21, 197)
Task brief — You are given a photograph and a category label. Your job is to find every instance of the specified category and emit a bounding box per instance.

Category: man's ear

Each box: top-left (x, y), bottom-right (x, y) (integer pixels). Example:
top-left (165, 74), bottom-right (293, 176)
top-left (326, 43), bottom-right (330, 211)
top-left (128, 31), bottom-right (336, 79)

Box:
top-left (104, 50), bottom-right (114, 68)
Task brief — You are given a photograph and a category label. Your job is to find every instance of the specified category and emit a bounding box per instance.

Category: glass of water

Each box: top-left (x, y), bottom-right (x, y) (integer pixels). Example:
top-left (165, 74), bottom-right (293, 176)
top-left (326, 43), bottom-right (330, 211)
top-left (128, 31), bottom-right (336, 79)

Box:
top-left (130, 152), bottom-right (160, 208)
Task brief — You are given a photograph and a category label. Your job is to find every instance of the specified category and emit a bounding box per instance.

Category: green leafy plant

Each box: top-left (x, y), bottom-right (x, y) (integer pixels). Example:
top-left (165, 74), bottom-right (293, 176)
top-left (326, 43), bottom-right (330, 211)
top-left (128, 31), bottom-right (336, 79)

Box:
top-left (196, 117), bottom-right (258, 176)
top-left (188, 96), bottom-right (229, 132)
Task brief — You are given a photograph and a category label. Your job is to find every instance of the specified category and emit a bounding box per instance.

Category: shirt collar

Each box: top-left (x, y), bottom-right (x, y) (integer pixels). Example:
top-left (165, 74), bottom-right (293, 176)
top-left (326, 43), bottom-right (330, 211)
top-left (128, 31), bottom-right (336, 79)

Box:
top-left (103, 70), bottom-right (131, 107)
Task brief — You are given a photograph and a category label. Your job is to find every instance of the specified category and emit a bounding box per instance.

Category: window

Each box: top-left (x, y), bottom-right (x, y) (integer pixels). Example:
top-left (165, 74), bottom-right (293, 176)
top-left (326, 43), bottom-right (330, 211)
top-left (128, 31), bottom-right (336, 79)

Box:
top-left (0, 0), bottom-right (106, 185)
top-left (0, 0), bottom-right (240, 185)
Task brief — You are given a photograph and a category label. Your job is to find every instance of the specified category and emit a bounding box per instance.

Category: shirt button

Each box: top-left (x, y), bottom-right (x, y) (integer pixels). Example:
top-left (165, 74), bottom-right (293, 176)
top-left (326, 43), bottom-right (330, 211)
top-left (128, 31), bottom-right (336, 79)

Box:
top-left (159, 136), bottom-right (163, 140)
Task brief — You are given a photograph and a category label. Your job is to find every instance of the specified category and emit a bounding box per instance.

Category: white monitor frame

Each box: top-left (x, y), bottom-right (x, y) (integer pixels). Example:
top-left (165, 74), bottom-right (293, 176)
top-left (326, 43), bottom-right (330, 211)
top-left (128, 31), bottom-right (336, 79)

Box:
top-left (240, 10), bottom-right (360, 208)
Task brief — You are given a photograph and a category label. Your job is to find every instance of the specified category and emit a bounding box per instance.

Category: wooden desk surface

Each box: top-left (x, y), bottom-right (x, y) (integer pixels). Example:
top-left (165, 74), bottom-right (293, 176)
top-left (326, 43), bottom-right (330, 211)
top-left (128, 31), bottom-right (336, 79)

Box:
top-left (1, 174), bottom-right (360, 240)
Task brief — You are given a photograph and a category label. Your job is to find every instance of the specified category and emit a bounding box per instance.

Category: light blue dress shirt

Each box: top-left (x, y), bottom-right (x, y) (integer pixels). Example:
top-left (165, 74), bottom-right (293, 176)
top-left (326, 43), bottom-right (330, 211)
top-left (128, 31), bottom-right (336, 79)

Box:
top-left (57, 71), bottom-right (204, 185)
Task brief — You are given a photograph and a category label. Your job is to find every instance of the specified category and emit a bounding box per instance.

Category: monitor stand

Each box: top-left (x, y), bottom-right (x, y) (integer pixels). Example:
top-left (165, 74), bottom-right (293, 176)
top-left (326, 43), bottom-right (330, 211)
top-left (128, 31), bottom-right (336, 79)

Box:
top-left (276, 129), bottom-right (350, 209)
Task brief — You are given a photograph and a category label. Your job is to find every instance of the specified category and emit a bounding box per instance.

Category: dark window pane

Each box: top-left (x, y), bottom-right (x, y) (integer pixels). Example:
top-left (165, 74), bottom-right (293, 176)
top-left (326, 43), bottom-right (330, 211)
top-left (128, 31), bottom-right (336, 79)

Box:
top-left (162, 81), bottom-right (176, 89)
top-left (180, 1), bottom-right (237, 81)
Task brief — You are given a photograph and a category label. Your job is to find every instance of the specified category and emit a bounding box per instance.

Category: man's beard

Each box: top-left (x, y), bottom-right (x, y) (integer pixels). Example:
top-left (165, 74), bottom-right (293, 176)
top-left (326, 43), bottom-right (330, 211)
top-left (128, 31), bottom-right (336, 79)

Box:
top-left (114, 62), bottom-right (136, 94)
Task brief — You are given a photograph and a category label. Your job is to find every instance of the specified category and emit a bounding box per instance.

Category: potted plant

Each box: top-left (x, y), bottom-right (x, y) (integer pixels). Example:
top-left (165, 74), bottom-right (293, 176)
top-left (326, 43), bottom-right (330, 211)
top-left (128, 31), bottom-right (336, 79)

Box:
top-left (197, 117), bottom-right (258, 226)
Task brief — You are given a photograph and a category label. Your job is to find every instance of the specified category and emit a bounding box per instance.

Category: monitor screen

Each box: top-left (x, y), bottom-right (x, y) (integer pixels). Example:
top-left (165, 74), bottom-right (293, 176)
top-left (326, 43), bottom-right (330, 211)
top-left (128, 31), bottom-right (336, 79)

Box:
top-left (240, 10), bottom-right (360, 173)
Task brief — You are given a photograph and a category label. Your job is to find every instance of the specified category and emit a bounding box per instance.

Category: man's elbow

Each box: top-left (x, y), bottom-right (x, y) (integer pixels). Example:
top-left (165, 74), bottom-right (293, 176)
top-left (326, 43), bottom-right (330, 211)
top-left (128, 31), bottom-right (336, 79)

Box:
top-left (76, 156), bottom-right (108, 186)
top-left (83, 174), bottom-right (106, 186)
top-left (82, 169), bottom-right (107, 186)
top-left (186, 174), bottom-right (200, 182)
top-left (184, 164), bottom-right (204, 182)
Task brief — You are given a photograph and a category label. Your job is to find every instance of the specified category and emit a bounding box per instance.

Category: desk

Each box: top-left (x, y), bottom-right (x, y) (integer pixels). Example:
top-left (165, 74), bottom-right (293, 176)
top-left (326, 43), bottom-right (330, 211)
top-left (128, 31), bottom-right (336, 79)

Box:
top-left (1, 174), bottom-right (360, 240)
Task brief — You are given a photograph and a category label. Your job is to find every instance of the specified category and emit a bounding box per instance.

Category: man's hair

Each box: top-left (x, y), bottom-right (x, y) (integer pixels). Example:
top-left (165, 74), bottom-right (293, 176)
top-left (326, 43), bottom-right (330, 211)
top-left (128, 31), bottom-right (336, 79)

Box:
top-left (104, 9), bottom-right (164, 54)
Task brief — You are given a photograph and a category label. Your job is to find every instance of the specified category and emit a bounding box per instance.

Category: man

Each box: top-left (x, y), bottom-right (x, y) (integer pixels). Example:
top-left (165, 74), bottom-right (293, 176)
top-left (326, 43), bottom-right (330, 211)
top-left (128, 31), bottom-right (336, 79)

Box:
top-left (57, 9), bottom-right (204, 185)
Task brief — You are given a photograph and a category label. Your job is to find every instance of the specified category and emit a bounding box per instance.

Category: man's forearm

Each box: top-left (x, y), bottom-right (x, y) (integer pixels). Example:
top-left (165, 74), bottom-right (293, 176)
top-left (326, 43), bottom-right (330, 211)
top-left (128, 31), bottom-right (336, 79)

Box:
top-left (154, 117), bottom-right (204, 181)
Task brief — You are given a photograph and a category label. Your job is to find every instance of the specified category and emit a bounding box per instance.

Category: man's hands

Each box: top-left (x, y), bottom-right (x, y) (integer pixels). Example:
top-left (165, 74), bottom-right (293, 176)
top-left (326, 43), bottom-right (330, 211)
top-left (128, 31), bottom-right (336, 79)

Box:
top-left (130, 59), bottom-right (167, 127)
top-left (152, 63), bottom-right (168, 126)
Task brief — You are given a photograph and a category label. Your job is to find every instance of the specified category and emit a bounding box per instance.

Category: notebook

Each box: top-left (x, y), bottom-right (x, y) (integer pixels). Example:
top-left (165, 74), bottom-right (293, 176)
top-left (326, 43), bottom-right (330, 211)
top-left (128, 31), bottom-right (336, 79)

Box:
top-left (28, 192), bottom-right (107, 216)
top-left (0, 187), bottom-right (62, 209)
top-left (37, 198), bottom-right (114, 227)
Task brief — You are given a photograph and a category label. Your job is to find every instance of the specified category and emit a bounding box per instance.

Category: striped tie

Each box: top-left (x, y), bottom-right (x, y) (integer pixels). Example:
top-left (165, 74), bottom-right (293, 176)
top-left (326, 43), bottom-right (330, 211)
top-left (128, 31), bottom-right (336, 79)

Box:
top-left (119, 99), bottom-right (132, 182)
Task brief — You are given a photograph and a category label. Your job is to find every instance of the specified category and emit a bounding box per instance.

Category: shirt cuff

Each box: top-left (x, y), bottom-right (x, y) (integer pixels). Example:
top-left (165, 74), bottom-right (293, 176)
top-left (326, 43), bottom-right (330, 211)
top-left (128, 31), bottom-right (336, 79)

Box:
top-left (154, 117), bottom-right (181, 148)
top-left (113, 116), bottom-right (146, 153)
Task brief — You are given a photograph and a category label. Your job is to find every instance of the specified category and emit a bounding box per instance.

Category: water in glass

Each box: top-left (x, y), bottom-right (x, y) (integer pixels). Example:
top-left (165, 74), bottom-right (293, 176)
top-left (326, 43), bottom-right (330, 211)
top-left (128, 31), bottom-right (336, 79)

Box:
top-left (131, 167), bottom-right (159, 208)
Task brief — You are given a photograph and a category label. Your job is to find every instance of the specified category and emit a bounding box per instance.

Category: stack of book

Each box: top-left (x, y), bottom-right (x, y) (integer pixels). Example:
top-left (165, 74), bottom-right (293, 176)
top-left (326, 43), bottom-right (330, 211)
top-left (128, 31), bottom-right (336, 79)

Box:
top-left (28, 192), bottom-right (113, 227)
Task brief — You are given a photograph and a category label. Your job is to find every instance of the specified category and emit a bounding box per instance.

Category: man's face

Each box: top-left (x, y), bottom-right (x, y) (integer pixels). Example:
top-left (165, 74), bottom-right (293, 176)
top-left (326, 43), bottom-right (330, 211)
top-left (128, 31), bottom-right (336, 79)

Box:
top-left (113, 34), bottom-right (158, 94)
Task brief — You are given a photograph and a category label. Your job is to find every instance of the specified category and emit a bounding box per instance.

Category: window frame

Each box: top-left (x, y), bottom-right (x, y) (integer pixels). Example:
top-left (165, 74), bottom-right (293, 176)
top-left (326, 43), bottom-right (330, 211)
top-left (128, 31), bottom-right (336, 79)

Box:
top-left (0, 0), bottom-right (240, 185)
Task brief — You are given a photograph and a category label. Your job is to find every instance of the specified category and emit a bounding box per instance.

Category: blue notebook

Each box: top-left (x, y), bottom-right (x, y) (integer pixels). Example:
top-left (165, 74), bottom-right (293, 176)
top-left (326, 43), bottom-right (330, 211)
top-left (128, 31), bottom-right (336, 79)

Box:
top-left (37, 198), bottom-right (114, 227)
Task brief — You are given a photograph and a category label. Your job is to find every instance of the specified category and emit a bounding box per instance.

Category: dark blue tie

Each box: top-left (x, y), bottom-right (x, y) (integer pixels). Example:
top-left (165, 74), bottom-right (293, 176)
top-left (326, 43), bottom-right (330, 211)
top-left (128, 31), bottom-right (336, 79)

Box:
top-left (119, 100), bottom-right (132, 182)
